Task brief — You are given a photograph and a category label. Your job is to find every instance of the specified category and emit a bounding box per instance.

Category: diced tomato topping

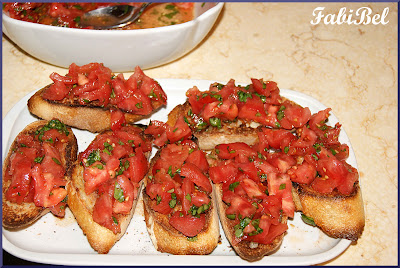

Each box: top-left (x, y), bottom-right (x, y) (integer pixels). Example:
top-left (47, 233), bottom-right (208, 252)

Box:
top-left (250, 220), bottom-right (288, 244)
top-left (169, 212), bottom-right (206, 237)
top-left (215, 142), bottom-right (257, 161)
top-left (223, 191), bottom-right (256, 218)
top-left (92, 184), bottom-right (121, 234)
top-left (180, 162), bottom-right (212, 193)
top-left (185, 149), bottom-right (209, 173)
top-left (110, 109), bottom-right (126, 131)
top-left (42, 81), bottom-right (70, 101)
top-left (166, 115), bottom-right (192, 143)
top-left (41, 63), bottom-right (167, 127)
top-left (209, 161), bottom-right (238, 184)
top-left (77, 126), bottom-right (151, 233)
top-left (288, 162), bottom-right (316, 184)
top-left (112, 175), bottom-right (137, 214)
top-left (31, 165), bottom-right (67, 208)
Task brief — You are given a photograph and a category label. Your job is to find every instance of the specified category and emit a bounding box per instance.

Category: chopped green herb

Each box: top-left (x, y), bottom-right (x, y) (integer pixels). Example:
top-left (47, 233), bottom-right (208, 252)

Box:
top-left (237, 90), bottom-right (253, 102)
top-left (114, 182), bottom-right (125, 202)
top-left (229, 181), bottom-right (240, 191)
top-left (86, 149), bottom-right (101, 166)
top-left (227, 214), bottom-right (236, 220)
top-left (209, 117), bottom-right (222, 128)
top-left (187, 236), bottom-right (198, 242)
top-left (34, 156), bottom-right (44, 163)
top-left (301, 213), bottom-right (316, 226)
top-left (277, 105), bottom-right (286, 120)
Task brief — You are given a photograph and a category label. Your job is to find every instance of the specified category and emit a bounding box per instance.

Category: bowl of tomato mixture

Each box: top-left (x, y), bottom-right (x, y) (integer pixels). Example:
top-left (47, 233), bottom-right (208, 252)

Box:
top-left (2, 2), bottom-right (224, 71)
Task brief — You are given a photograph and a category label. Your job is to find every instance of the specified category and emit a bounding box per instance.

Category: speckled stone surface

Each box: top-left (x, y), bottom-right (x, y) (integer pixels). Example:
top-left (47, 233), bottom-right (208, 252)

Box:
top-left (2, 2), bottom-right (397, 266)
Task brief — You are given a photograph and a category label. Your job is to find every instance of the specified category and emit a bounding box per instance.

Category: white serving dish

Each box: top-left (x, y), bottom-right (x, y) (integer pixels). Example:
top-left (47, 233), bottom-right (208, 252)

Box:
top-left (2, 3), bottom-right (223, 72)
top-left (2, 79), bottom-right (355, 266)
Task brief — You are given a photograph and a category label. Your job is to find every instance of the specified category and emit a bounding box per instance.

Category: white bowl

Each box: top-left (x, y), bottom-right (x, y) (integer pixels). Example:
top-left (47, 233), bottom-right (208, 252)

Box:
top-left (2, 3), bottom-right (223, 72)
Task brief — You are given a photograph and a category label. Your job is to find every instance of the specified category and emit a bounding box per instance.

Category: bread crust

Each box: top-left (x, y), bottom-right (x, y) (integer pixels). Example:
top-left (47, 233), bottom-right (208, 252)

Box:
top-left (142, 148), bottom-right (220, 255)
top-left (292, 181), bottom-right (365, 241)
top-left (2, 120), bottom-right (78, 229)
top-left (28, 86), bottom-right (165, 133)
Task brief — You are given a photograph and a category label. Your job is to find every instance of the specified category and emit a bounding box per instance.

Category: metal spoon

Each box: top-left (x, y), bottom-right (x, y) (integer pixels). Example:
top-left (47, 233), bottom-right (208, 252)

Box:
top-left (80, 3), bottom-right (151, 29)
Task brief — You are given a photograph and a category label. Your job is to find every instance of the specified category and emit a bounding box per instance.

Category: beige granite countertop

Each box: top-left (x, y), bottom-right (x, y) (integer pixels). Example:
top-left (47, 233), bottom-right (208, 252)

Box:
top-left (2, 2), bottom-right (398, 266)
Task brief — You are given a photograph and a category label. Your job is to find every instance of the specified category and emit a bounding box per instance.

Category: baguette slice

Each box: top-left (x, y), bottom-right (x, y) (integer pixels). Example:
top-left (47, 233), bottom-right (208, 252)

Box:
top-left (67, 124), bottom-right (153, 254)
top-left (214, 184), bottom-right (287, 262)
top-left (28, 86), bottom-right (165, 133)
top-left (67, 164), bottom-right (144, 254)
top-left (27, 86), bottom-right (139, 133)
top-left (27, 64), bottom-right (167, 133)
top-left (3, 119), bottom-right (78, 229)
top-left (292, 181), bottom-right (365, 241)
top-left (142, 147), bottom-right (220, 255)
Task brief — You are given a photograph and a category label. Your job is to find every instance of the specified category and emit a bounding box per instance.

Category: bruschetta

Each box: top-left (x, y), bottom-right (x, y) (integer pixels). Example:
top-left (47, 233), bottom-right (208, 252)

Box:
top-left (142, 118), bottom-right (220, 255)
top-left (67, 124), bottom-right (153, 254)
top-left (166, 78), bottom-right (365, 259)
top-left (2, 119), bottom-right (77, 229)
top-left (207, 142), bottom-right (291, 262)
top-left (28, 63), bottom-right (167, 133)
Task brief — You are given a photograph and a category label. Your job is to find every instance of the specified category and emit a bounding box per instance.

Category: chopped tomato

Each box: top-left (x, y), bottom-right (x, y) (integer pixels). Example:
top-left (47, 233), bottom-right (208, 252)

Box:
top-left (83, 161), bottom-right (110, 195)
top-left (288, 162), bottom-right (316, 184)
top-left (251, 79), bottom-right (277, 97)
top-left (215, 142), bottom-right (257, 161)
top-left (185, 149), bottom-right (209, 173)
top-left (191, 191), bottom-right (210, 207)
top-left (5, 158), bottom-right (33, 204)
top-left (209, 161), bottom-right (239, 184)
top-left (169, 212), bottom-right (206, 237)
top-left (241, 178), bottom-right (268, 199)
top-left (145, 120), bottom-right (168, 147)
top-left (223, 190), bottom-right (256, 218)
top-left (112, 175), bottom-right (136, 214)
top-left (125, 148), bottom-right (148, 183)
top-left (278, 101), bottom-right (311, 129)
top-left (42, 80), bottom-right (70, 101)
top-left (110, 109), bottom-right (126, 131)
top-left (181, 176), bottom-right (195, 214)
top-left (92, 187), bottom-right (120, 234)
top-left (180, 162), bottom-right (212, 193)
top-left (166, 115), bottom-right (192, 144)
top-left (31, 165), bottom-right (67, 208)
top-left (250, 220), bottom-right (288, 245)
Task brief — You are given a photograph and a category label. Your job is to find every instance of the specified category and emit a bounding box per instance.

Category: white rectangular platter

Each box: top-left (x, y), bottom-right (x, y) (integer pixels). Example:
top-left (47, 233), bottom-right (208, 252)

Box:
top-left (2, 79), bottom-right (355, 266)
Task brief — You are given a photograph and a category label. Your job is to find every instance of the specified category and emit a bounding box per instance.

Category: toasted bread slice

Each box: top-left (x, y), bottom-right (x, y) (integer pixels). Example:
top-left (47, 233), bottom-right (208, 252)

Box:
top-left (292, 181), bottom-right (365, 241)
top-left (142, 189), bottom-right (220, 255)
top-left (142, 146), bottom-right (220, 255)
top-left (27, 64), bottom-right (167, 133)
top-left (67, 125), bottom-right (152, 254)
top-left (28, 86), bottom-right (165, 133)
top-left (67, 164), bottom-right (143, 254)
top-left (214, 184), bottom-right (287, 262)
top-left (2, 120), bottom-right (78, 229)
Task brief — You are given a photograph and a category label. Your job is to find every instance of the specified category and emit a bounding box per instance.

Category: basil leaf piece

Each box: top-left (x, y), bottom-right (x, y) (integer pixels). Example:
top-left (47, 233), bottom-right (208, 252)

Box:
top-left (114, 182), bottom-right (125, 202)
top-left (301, 213), bottom-right (316, 226)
